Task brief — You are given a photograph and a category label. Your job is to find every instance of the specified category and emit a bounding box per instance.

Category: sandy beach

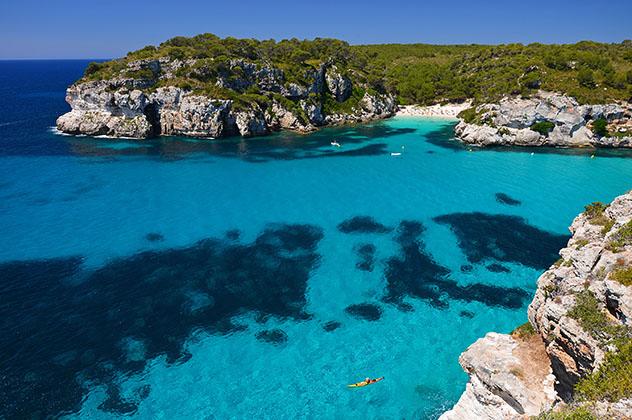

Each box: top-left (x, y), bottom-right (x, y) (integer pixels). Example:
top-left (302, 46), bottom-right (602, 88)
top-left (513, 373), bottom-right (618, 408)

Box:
top-left (396, 102), bottom-right (472, 119)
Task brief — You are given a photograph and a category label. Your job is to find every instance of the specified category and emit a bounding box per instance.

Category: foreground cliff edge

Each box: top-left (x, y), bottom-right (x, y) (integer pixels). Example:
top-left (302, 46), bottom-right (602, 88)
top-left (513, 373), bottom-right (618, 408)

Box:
top-left (441, 192), bottom-right (632, 419)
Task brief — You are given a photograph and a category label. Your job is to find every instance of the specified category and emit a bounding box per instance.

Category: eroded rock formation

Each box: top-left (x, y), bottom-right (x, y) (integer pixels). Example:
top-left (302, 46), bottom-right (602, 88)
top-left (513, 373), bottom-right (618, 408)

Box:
top-left (455, 92), bottom-right (632, 148)
top-left (56, 58), bottom-right (396, 139)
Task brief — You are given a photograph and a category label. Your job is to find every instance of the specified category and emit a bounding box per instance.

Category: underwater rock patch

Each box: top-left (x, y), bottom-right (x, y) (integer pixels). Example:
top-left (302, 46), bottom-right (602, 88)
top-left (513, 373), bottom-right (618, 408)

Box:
top-left (459, 310), bottom-right (475, 319)
top-left (460, 264), bottom-right (473, 273)
top-left (145, 232), bottom-right (164, 242)
top-left (354, 243), bottom-right (376, 271)
top-left (255, 329), bottom-right (288, 345)
top-left (337, 216), bottom-right (392, 234)
top-left (322, 321), bottom-right (342, 332)
top-left (345, 303), bottom-right (383, 321)
top-left (383, 220), bottom-right (530, 310)
top-left (495, 192), bottom-right (521, 206)
top-left (0, 223), bottom-right (323, 418)
top-left (433, 212), bottom-right (569, 270)
top-left (225, 229), bottom-right (240, 240)
top-left (486, 263), bottom-right (510, 273)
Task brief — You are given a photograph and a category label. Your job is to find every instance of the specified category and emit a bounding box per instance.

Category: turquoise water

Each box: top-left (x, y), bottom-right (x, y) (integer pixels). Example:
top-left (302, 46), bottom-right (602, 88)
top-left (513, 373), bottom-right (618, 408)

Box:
top-left (2, 61), bottom-right (632, 419)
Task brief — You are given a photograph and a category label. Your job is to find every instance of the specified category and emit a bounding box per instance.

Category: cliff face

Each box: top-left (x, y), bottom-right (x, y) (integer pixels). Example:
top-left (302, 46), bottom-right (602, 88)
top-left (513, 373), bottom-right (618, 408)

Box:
top-left (56, 58), bottom-right (396, 139)
top-left (442, 191), bottom-right (632, 419)
top-left (455, 92), bottom-right (632, 148)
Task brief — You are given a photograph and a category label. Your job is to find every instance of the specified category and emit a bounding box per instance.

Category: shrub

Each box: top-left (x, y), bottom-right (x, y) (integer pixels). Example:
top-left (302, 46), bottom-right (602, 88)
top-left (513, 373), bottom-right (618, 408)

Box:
top-left (575, 239), bottom-right (589, 249)
top-left (84, 61), bottom-right (105, 76)
top-left (607, 220), bottom-right (632, 252)
top-left (584, 202), bottom-right (607, 218)
top-left (610, 267), bottom-right (632, 286)
top-left (592, 118), bottom-right (609, 137)
top-left (498, 127), bottom-right (510, 135)
top-left (531, 121), bottom-right (556, 136)
top-left (458, 107), bottom-right (483, 124)
top-left (535, 406), bottom-right (596, 420)
top-left (567, 290), bottom-right (610, 339)
top-left (575, 339), bottom-right (632, 402)
top-left (578, 68), bottom-right (596, 88)
top-left (583, 202), bottom-right (613, 233)
top-left (568, 290), bottom-right (629, 343)
top-left (512, 322), bottom-right (536, 339)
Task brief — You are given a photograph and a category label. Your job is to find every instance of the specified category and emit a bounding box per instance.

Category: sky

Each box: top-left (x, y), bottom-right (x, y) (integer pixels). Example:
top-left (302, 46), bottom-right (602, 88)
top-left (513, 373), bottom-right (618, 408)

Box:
top-left (1, 0), bottom-right (631, 59)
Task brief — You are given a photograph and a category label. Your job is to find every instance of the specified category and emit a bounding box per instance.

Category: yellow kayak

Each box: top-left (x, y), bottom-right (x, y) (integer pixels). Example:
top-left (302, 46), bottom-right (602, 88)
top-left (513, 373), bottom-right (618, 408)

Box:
top-left (347, 377), bottom-right (384, 388)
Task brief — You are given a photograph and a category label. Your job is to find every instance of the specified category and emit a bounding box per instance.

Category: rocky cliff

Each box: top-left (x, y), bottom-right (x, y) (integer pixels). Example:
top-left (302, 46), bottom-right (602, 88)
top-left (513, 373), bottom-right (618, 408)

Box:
top-left (441, 191), bottom-right (632, 419)
top-left (455, 92), bottom-right (632, 148)
top-left (56, 57), bottom-right (396, 139)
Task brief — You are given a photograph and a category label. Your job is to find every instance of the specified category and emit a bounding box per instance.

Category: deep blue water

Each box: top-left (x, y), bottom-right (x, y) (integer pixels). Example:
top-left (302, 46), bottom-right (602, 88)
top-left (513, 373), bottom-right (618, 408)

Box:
top-left (1, 60), bottom-right (632, 419)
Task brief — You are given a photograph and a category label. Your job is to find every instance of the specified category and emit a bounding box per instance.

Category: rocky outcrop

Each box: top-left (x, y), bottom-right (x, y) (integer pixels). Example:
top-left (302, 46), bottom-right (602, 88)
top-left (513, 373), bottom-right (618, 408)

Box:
top-left (56, 58), bottom-right (396, 139)
top-left (442, 191), bottom-right (632, 419)
top-left (325, 65), bottom-right (352, 102)
top-left (442, 333), bottom-right (556, 419)
top-left (455, 92), bottom-right (632, 148)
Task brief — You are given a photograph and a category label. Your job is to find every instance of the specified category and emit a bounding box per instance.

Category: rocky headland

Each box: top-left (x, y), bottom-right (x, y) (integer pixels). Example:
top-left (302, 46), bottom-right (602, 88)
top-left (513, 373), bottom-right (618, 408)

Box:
top-left (55, 36), bottom-right (632, 145)
top-left (441, 191), bottom-right (632, 419)
top-left (56, 56), bottom-right (396, 139)
top-left (454, 92), bottom-right (632, 148)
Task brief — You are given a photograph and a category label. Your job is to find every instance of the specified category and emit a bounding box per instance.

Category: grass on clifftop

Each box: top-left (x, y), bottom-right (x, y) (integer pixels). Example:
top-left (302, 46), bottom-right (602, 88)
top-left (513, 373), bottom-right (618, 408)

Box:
top-left (511, 321), bottom-right (537, 339)
top-left (583, 202), bottom-right (614, 235)
top-left (610, 266), bottom-right (632, 286)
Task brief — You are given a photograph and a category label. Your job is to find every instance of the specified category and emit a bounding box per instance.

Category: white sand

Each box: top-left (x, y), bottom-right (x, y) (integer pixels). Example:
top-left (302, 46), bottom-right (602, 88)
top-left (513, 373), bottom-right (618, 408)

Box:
top-left (396, 101), bottom-right (472, 119)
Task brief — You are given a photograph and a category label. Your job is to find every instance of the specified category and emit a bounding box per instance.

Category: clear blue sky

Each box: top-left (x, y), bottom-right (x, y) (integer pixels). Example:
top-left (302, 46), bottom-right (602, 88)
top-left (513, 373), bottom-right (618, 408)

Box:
top-left (2, 0), bottom-right (631, 59)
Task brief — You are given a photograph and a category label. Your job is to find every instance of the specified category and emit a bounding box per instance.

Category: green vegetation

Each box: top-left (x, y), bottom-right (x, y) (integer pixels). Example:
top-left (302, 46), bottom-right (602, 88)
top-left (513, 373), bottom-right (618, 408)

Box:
top-left (568, 290), bottom-right (628, 343)
top-left (456, 107), bottom-right (482, 123)
top-left (511, 321), bottom-right (537, 339)
top-left (531, 121), bottom-right (556, 136)
top-left (355, 40), bottom-right (632, 104)
top-left (607, 220), bottom-right (632, 252)
top-left (83, 34), bottom-right (632, 108)
top-left (568, 290), bottom-right (610, 339)
top-left (535, 405), bottom-right (596, 420)
top-left (575, 239), bottom-right (590, 249)
top-left (575, 339), bottom-right (632, 402)
top-left (592, 118), bottom-right (609, 137)
top-left (584, 202), bottom-right (607, 218)
top-left (610, 267), bottom-right (632, 286)
top-left (577, 68), bottom-right (596, 88)
top-left (583, 202), bottom-right (614, 234)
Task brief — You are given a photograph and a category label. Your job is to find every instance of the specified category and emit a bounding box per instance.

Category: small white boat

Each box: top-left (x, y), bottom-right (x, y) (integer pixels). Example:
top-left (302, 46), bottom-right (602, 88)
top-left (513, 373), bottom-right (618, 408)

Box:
top-left (390, 152), bottom-right (402, 156)
top-left (331, 141), bottom-right (341, 147)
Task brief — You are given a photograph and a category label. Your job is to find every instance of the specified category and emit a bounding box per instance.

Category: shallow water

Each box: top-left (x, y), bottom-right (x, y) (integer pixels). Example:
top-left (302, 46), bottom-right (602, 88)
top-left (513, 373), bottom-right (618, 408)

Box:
top-left (1, 60), bottom-right (632, 419)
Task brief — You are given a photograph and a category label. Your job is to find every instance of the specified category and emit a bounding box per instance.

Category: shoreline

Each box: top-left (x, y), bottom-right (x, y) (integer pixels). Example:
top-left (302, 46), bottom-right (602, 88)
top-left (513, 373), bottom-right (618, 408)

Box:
top-left (395, 102), bottom-right (471, 119)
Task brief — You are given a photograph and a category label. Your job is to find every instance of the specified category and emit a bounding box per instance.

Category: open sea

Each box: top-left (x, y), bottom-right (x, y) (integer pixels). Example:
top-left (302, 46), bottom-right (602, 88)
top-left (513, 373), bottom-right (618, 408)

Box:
top-left (1, 60), bottom-right (632, 419)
